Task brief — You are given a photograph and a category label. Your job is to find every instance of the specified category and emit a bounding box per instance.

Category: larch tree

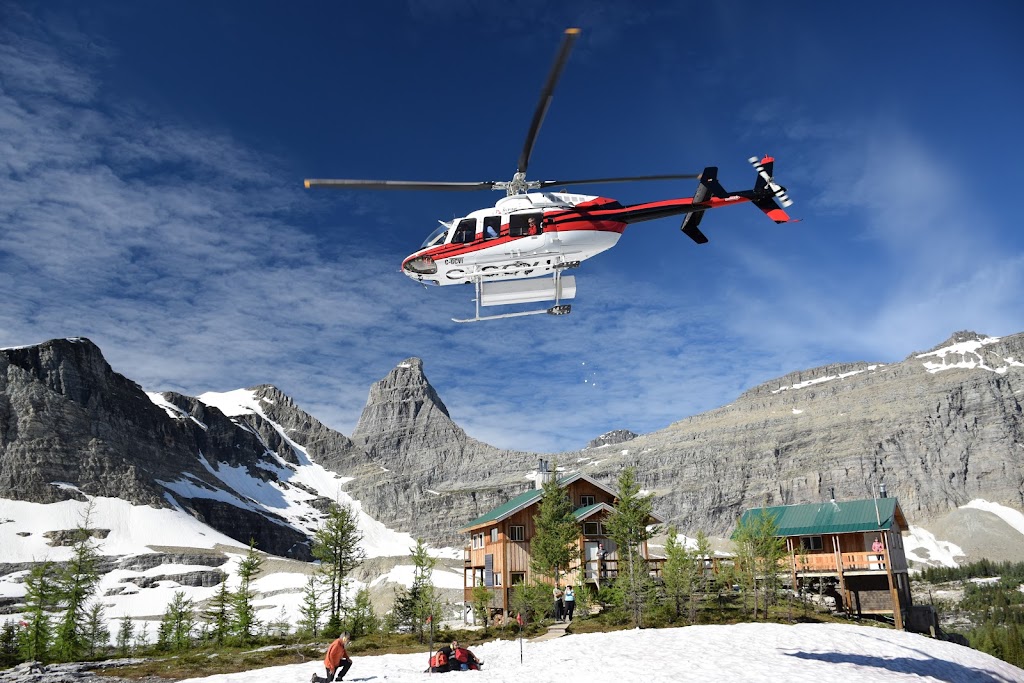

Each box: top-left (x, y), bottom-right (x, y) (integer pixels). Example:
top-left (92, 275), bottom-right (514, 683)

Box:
top-left (605, 466), bottom-right (659, 628)
top-left (312, 502), bottom-right (365, 635)
top-left (530, 463), bottom-right (579, 585)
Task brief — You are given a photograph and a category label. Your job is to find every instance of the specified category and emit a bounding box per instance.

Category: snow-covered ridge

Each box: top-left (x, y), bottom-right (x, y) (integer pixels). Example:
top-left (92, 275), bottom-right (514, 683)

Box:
top-left (771, 365), bottom-right (883, 394)
top-left (916, 336), bottom-right (1024, 374)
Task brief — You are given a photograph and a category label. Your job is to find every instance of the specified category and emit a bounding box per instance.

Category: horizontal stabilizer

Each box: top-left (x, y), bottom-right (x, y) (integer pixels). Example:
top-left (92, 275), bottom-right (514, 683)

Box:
top-left (680, 211), bottom-right (708, 244)
top-left (480, 275), bottom-right (576, 307)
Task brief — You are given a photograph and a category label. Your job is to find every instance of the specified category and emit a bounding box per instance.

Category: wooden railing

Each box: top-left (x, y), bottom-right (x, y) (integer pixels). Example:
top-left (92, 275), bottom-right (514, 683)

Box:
top-left (790, 550), bottom-right (892, 573)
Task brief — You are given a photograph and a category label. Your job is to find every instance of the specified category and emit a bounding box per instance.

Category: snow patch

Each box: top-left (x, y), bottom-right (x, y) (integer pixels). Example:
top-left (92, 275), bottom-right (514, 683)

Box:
top-left (962, 499), bottom-right (1024, 537)
top-left (904, 525), bottom-right (965, 567)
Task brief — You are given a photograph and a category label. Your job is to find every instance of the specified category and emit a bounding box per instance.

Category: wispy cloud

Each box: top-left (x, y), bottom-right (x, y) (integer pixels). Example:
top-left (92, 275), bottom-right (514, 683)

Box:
top-left (2, 8), bottom-right (1021, 458)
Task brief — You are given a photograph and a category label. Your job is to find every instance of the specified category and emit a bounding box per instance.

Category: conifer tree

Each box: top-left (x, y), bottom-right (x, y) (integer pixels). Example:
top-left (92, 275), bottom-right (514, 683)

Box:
top-left (345, 587), bottom-right (379, 639)
top-left (409, 538), bottom-right (441, 643)
top-left (231, 540), bottom-right (263, 644)
top-left (53, 503), bottom-right (103, 662)
top-left (115, 616), bottom-right (135, 657)
top-left (296, 575), bottom-right (326, 638)
top-left (530, 465), bottom-right (579, 586)
top-left (605, 467), bottom-right (659, 628)
top-left (203, 580), bottom-right (232, 646)
top-left (158, 591), bottom-right (196, 651)
top-left (82, 603), bottom-right (109, 660)
top-left (312, 502), bottom-right (365, 630)
top-left (1, 620), bottom-right (20, 668)
top-left (19, 561), bottom-right (57, 662)
top-left (661, 526), bottom-right (692, 622)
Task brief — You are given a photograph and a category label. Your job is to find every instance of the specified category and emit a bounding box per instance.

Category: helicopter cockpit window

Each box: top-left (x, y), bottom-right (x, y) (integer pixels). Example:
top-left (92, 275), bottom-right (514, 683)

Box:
top-left (483, 216), bottom-right (501, 240)
top-left (451, 218), bottom-right (476, 244)
top-left (510, 213), bottom-right (544, 237)
top-left (421, 224), bottom-right (450, 249)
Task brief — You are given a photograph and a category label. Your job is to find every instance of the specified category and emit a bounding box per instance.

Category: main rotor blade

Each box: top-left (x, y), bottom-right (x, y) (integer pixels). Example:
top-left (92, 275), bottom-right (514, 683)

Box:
top-left (304, 179), bottom-right (499, 191)
top-left (516, 28), bottom-right (581, 175)
top-left (536, 173), bottom-right (701, 188)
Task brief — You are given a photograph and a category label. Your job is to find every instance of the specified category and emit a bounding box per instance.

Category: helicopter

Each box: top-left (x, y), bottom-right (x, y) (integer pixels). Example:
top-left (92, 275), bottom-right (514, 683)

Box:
top-left (305, 28), bottom-right (795, 323)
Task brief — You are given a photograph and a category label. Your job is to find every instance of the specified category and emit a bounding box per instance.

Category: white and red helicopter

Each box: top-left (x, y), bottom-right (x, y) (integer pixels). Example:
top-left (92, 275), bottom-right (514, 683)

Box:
top-left (306, 28), bottom-right (795, 323)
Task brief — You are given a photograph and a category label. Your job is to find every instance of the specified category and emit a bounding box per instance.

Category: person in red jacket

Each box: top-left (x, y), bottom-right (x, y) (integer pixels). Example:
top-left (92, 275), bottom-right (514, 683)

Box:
top-left (320, 633), bottom-right (352, 681)
top-left (450, 640), bottom-right (483, 671)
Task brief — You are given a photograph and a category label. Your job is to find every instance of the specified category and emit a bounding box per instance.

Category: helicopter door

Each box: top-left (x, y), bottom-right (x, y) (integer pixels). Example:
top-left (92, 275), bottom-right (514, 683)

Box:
top-left (451, 218), bottom-right (477, 244)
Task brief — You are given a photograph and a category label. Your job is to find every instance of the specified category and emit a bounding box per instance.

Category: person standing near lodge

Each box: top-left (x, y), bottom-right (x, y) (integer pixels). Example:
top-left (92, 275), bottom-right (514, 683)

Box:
top-left (552, 584), bottom-right (564, 622)
top-left (563, 585), bottom-right (576, 621)
top-left (320, 633), bottom-right (352, 682)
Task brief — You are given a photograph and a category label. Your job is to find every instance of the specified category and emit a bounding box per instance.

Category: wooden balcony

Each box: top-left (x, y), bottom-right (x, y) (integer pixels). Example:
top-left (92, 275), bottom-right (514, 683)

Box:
top-left (788, 550), bottom-right (905, 575)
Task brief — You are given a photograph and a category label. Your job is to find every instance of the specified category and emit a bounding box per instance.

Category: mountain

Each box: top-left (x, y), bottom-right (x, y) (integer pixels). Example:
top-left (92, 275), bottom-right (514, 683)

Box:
top-left (2, 331), bottom-right (1023, 555)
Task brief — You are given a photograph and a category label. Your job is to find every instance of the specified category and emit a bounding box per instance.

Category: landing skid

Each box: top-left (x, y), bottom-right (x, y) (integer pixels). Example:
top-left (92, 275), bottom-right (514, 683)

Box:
top-left (452, 271), bottom-right (575, 323)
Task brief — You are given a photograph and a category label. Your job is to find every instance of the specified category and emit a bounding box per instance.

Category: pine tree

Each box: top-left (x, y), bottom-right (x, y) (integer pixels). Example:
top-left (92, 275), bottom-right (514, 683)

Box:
top-left (115, 616), bottom-right (135, 657)
top-left (605, 467), bottom-right (659, 628)
top-left (231, 540), bottom-right (263, 644)
top-left (470, 580), bottom-right (493, 630)
top-left (296, 574), bottom-right (326, 638)
top-left (82, 603), bottom-right (109, 660)
top-left (409, 538), bottom-right (441, 643)
top-left (158, 591), bottom-right (196, 652)
top-left (203, 580), bottom-right (232, 646)
top-left (1, 620), bottom-right (20, 668)
top-left (689, 531), bottom-right (711, 623)
top-left (661, 526), bottom-right (691, 622)
top-left (53, 502), bottom-right (103, 662)
top-left (530, 464), bottom-right (579, 585)
top-left (345, 587), bottom-right (379, 639)
top-left (312, 502), bottom-right (365, 629)
top-left (19, 561), bottom-right (57, 662)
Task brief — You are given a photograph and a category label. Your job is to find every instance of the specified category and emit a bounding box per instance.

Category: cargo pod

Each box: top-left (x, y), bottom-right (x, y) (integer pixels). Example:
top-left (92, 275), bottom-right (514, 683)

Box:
top-left (452, 271), bottom-right (575, 323)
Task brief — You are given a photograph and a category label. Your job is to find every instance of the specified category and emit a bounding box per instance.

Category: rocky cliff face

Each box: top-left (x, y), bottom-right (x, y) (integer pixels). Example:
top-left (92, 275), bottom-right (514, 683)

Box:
top-left (342, 332), bottom-right (1024, 541)
top-left (2, 331), bottom-right (1022, 554)
top-left (0, 339), bottom-right (311, 557)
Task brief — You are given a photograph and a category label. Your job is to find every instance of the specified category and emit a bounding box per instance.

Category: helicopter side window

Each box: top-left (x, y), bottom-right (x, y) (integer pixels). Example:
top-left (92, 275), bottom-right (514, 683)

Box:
top-left (483, 216), bottom-right (501, 240)
top-left (451, 218), bottom-right (476, 244)
top-left (510, 213), bottom-right (543, 238)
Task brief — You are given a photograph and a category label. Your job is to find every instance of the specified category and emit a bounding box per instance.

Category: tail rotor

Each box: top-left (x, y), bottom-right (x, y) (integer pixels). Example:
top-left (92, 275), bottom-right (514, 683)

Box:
top-left (748, 155), bottom-right (793, 208)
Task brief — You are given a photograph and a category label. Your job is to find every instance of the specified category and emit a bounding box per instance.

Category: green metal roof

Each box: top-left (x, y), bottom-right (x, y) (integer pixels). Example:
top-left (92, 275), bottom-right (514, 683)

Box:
top-left (461, 487), bottom-right (544, 530)
top-left (460, 473), bottom-right (621, 531)
top-left (735, 498), bottom-right (904, 537)
top-left (572, 503), bottom-right (607, 520)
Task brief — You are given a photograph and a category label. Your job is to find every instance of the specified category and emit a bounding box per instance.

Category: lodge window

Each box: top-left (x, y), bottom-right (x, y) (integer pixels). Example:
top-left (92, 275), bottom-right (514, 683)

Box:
top-left (800, 536), bottom-right (823, 551)
top-left (493, 573), bottom-right (502, 586)
top-left (472, 533), bottom-right (484, 549)
top-left (510, 572), bottom-right (526, 585)
top-left (584, 522), bottom-right (601, 536)
top-left (509, 525), bottom-right (525, 542)
top-left (580, 495), bottom-right (596, 507)
top-left (491, 528), bottom-right (499, 543)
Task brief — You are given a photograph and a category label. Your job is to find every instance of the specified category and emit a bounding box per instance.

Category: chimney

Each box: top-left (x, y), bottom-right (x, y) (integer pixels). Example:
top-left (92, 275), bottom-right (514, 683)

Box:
top-left (535, 459), bottom-right (552, 489)
top-left (879, 483), bottom-right (888, 499)
top-left (828, 487), bottom-right (835, 502)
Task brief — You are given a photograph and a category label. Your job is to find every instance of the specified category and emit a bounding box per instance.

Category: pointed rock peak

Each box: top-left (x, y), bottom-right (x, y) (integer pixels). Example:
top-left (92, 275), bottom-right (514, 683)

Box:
top-left (587, 429), bottom-right (638, 449)
top-left (352, 357), bottom-right (453, 441)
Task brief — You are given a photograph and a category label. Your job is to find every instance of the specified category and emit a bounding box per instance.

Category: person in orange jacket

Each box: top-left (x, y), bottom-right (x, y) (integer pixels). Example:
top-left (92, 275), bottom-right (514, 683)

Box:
top-left (320, 633), bottom-right (352, 682)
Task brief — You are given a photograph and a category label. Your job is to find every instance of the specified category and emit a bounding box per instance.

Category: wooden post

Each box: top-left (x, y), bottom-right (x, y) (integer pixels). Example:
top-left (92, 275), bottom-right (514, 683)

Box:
top-left (882, 532), bottom-right (903, 630)
top-left (833, 534), bottom-right (848, 615)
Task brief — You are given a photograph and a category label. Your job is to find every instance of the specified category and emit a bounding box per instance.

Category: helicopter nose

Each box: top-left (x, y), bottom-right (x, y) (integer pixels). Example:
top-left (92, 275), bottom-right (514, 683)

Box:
top-left (403, 254), bottom-right (437, 276)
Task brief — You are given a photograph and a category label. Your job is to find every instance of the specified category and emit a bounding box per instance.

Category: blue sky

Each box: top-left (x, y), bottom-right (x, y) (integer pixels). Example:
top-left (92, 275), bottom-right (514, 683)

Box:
top-left (2, 2), bottom-right (1022, 453)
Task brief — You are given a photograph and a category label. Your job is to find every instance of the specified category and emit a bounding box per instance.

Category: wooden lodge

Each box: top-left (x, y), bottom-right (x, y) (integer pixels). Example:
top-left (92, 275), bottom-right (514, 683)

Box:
top-left (458, 460), bottom-right (662, 622)
top-left (738, 492), bottom-right (912, 629)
